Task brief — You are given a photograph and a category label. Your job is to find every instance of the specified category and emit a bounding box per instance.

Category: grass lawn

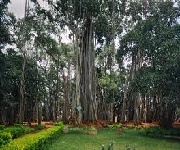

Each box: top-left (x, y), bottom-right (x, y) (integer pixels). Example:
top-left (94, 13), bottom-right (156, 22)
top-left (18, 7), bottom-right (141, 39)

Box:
top-left (47, 128), bottom-right (180, 150)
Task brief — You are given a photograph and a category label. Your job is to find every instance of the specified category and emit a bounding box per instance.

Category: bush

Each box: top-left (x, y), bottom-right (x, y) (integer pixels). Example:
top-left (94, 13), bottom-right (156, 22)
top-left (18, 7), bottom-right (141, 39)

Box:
top-left (4, 125), bottom-right (34, 139)
top-left (0, 125), bottom-right (5, 130)
top-left (116, 123), bottom-right (123, 129)
top-left (127, 125), bottom-right (135, 129)
top-left (24, 126), bottom-right (35, 133)
top-left (34, 124), bottom-right (45, 131)
top-left (135, 125), bottom-right (144, 130)
top-left (69, 127), bottom-right (84, 134)
top-left (83, 126), bottom-right (97, 135)
top-left (14, 124), bottom-right (23, 128)
top-left (83, 126), bottom-right (96, 131)
top-left (0, 132), bottom-right (12, 147)
top-left (4, 127), bottom-right (25, 139)
top-left (55, 121), bottom-right (64, 128)
top-left (108, 123), bottom-right (123, 129)
top-left (2, 125), bottom-right (63, 150)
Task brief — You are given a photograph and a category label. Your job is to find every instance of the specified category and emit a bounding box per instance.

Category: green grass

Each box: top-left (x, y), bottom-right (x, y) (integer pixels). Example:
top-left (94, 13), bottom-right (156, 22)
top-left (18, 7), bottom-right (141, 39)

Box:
top-left (47, 128), bottom-right (180, 150)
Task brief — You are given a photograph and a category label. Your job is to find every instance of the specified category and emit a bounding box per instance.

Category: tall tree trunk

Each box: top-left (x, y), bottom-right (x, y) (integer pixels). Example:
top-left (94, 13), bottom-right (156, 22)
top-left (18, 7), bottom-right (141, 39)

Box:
top-left (18, 52), bottom-right (26, 123)
top-left (44, 100), bottom-right (50, 121)
top-left (33, 102), bottom-right (38, 122)
top-left (17, 0), bottom-right (30, 124)
top-left (133, 50), bottom-right (143, 124)
top-left (38, 101), bottom-right (42, 125)
top-left (142, 94), bottom-right (147, 122)
top-left (62, 72), bottom-right (70, 123)
top-left (56, 54), bottom-right (60, 122)
top-left (80, 17), bottom-right (97, 122)
top-left (62, 61), bottom-right (71, 123)
top-left (134, 92), bottom-right (141, 124)
top-left (121, 77), bottom-right (128, 123)
top-left (75, 32), bottom-right (82, 124)
top-left (52, 98), bottom-right (56, 122)
top-left (159, 91), bottom-right (175, 128)
top-left (146, 93), bottom-right (151, 122)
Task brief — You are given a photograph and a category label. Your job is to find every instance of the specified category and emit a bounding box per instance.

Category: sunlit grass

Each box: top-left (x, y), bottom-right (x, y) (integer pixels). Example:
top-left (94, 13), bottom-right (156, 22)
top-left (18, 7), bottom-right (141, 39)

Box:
top-left (47, 128), bottom-right (180, 150)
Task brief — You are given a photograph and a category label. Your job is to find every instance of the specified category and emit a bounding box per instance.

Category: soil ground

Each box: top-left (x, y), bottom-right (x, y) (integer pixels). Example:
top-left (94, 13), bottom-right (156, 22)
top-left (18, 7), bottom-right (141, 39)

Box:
top-left (28, 120), bottom-right (180, 128)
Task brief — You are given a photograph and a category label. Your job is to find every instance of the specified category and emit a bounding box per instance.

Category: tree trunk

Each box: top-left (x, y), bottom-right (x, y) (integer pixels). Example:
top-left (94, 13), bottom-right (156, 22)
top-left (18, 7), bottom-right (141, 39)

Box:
top-left (44, 100), bottom-right (50, 121)
top-left (17, 0), bottom-right (30, 124)
top-left (133, 50), bottom-right (143, 124)
top-left (146, 94), bottom-right (151, 123)
top-left (75, 32), bottom-right (82, 124)
top-left (121, 77), bottom-right (128, 122)
top-left (80, 17), bottom-right (97, 122)
top-left (52, 99), bottom-right (56, 122)
top-left (62, 71), bottom-right (70, 123)
top-left (159, 93), bottom-right (175, 129)
top-left (134, 92), bottom-right (141, 124)
top-left (142, 94), bottom-right (147, 122)
top-left (32, 102), bottom-right (38, 122)
top-left (18, 52), bottom-right (26, 124)
top-left (38, 102), bottom-right (42, 125)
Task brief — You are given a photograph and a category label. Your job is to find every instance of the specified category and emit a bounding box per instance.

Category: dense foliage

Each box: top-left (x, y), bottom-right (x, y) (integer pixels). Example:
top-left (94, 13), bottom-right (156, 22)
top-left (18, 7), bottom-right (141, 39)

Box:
top-left (0, 0), bottom-right (179, 128)
top-left (1, 125), bottom-right (63, 150)
top-left (0, 124), bottom-right (34, 148)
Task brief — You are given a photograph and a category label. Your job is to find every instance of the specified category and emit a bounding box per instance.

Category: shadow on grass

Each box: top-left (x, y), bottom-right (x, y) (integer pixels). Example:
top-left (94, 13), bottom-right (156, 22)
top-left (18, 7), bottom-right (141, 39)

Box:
top-left (136, 128), bottom-right (180, 142)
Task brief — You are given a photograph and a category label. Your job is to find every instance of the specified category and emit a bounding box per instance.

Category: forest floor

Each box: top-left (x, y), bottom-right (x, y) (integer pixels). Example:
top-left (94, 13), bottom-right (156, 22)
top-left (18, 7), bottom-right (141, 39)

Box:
top-left (29, 121), bottom-right (54, 128)
top-left (47, 128), bottom-right (180, 150)
top-left (172, 122), bottom-right (180, 128)
top-left (31, 120), bottom-right (180, 128)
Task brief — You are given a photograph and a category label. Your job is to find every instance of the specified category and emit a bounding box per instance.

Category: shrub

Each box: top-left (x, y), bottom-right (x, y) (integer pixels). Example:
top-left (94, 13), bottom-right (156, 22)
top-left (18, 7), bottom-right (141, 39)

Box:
top-left (4, 127), bottom-right (25, 139)
top-left (62, 126), bottom-right (69, 133)
top-left (83, 126), bottom-right (96, 131)
top-left (2, 125), bottom-right (63, 150)
top-left (34, 124), bottom-right (45, 131)
top-left (127, 125), bottom-right (135, 129)
top-left (83, 126), bottom-right (97, 135)
top-left (116, 123), bottom-right (123, 129)
top-left (135, 125), bottom-right (144, 130)
top-left (24, 126), bottom-right (35, 133)
top-left (82, 126), bottom-right (92, 131)
top-left (14, 124), bottom-right (23, 128)
top-left (69, 127), bottom-right (83, 134)
top-left (55, 121), bottom-right (64, 128)
top-left (108, 123), bottom-right (123, 129)
top-left (0, 125), bottom-right (5, 130)
top-left (0, 132), bottom-right (12, 147)
top-left (4, 125), bottom-right (34, 139)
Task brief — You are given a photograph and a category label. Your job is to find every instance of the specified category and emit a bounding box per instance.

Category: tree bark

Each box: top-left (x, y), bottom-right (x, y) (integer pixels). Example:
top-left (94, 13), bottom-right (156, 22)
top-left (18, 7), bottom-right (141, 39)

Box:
top-left (18, 52), bottom-right (26, 123)
top-left (80, 17), bottom-right (97, 122)
top-left (121, 77), bottom-right (128, 122)
top-left (74, 32), bottom-right (82, 124)
top-left (38, 102), bottom-right (42, 125)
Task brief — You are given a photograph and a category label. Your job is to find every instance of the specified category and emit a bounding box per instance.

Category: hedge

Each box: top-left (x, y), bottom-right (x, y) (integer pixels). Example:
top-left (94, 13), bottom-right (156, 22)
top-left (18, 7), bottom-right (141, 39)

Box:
top-left (0, 125), bottom-right (5, 130)
top-left (4, 126), bottom-right (35, 139)
top-left (0, 125), bottom-right (35, 148)
top-left (0, 132), bottom-right (12, 146)
top-left (1, 125), bottom-right (63, 150)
